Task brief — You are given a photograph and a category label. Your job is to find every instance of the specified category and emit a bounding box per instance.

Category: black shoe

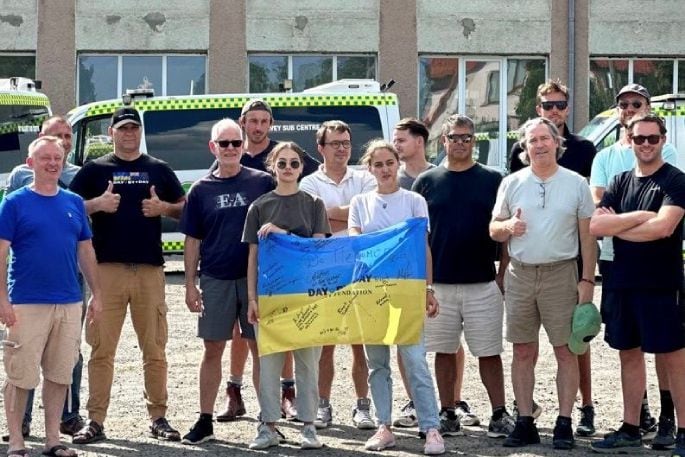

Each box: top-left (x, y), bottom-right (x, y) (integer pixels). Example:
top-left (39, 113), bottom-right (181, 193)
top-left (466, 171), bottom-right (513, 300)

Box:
top-left (591, 429), bottom-right (642, 453)
top-left (182, 417), bottom-right (214, 445)
top-left (672, 430), bottom-right (685, 457)
top-left (652, 416), bottom-right (676, 450)
top-left (553, 416), bottom-right (575, 450)
top-left (438, 409), bottom-right (463, 437)
top-left (640, 401), bottom-right (657, 440)
top-left (2, 420), bottom-right (30, 442)
top-left (576, 405), bottom-right (596, 437)
top-left (503, 418), bottom-right (540, 447)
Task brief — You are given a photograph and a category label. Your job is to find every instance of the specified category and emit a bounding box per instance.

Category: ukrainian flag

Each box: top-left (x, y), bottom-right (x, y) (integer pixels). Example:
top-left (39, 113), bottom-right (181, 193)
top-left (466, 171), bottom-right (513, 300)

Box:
top-left (257, 217), bottom-right (428, 355)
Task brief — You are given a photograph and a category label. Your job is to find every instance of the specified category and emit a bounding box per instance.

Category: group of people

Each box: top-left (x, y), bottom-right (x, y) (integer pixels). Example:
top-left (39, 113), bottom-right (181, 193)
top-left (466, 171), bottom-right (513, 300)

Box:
top-left (0, 79), bottom-right (684, 457)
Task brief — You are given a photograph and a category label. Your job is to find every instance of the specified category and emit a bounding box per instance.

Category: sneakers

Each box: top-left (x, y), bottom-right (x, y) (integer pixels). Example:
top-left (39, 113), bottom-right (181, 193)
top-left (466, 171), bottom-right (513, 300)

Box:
top-left (393, 400), bottom-right (418, 428)
top-left (487, 411), bottom-right (515, 438)
top-left (364, 424), bottom-right (396, 451)
top-left (652, 416), bottom-right (676, 450)
top-left (181, 417), bottom-right (214, 445)
top-left (314, 404), bottom-right (333, 429)
top-left (438, 409), bottom-right (463, 437)
top-left (455, 400), bottom-right (480, 426)
top-left (300, 424), bottom-right (322, 449)
top-left (672, 430), bottom-right (685, 457)
top-left (352, 398), bottom-right (375, 430)
top-left (216, 383), bottom-right (246, 422)
top-left (503, 418), bottom-right (540, 447)
top-left (552, 416), bottom-right (575, 450)
top-left (512, 400), bottom-right (543, 420)
top-left (423, 428), bottom-right (445, 455)
top-left (60, 416), bottom-right (85, 436)
top-left (149, 417), bottom-right (181, 441)
top-left (591, 429), bottom-right (642, 453)
top-left (2, 420), bottom-right (30, 442)
top-left (281, 385), bottom-right (298, 421)
top-left (576, 404), bottom-right (596, 437)
top-left (249, 423), bottom-right (280, 450)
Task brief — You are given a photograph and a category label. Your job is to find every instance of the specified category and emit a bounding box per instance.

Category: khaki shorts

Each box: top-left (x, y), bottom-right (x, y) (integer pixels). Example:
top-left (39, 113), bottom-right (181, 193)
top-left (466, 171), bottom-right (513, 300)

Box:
top-left (424, 281), bottom-right (504, 356)
top-left (3, 303), bottom-right (82, 389)
top-left (505, 259), bottom-right (578, 346)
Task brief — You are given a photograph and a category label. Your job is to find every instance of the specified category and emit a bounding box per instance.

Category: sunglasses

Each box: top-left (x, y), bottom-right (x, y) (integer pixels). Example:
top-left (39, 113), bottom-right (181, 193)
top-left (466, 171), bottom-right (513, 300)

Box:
top-left (618, 101), bottom-right (643, 110)
top-left (445, 133), bottom-right (473, 144)
top-left (540, 101), bottom-right (568, 111)
top-left (276, 159), bottom-right (301, 170)
top-left (631, 134), bottom-right (661, 145)
top-left (215, 139), bottom-right (243, 148)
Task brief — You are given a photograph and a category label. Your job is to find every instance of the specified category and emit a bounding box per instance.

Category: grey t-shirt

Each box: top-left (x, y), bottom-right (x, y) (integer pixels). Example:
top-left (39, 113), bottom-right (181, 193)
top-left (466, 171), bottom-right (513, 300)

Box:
top-left (242, 190), bottom-right (331, 244)
top-left (398, 163), bottom-right (436, 190)
top-left (492, 166), bottom-right (594, 264)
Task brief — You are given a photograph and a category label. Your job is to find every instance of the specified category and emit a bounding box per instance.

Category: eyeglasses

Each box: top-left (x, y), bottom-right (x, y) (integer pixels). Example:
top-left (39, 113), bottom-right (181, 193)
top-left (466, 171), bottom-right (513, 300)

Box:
top-left (540, 101), bottom-right (568, 111)
top-left (618, 100), bottom-right (644, 110)
top-left (631, 134), bottom-right (661, 145)
top-left (538, 182), bottom-right (546, 209)
top-left (323, 140), bottom-right (352, 149)
top-left (276, 159), bottom-right (301, 170)
top-left (445, 133), bottom-right (473, 144)
top-left (214, 139), bottom-right (243, 148)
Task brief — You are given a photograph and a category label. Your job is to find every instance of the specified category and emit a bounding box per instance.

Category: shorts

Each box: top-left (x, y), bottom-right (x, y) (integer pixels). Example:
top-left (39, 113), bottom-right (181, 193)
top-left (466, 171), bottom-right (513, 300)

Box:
top-left (198, 275), bottom-right (254, 341)
top-left (505, 259), bottom-right (578, 346)
top-left (424, 281), bottom-right (503, 356)
top-left (599, 260), bottom-right (615, 323)
top-left (603, 288), bottom-right (685, 354)
top-left (3, 303), bottom-right (82, 389)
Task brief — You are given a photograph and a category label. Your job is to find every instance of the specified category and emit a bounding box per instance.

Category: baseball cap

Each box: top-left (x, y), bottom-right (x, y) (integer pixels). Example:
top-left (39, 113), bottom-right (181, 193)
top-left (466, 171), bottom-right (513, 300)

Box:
top-left (241, 99), bottom-right (273, 117)
top-left (110, 107), bottom-right (142, 128)
top-left (568, 302), bottom-right (601, 355)
top-left (615, 83), bottom-right (651, 103)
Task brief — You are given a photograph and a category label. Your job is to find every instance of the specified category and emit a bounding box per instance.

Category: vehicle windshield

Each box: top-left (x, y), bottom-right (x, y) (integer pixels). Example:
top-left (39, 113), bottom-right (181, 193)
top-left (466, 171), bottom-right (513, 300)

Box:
top-left (578, 111), bottom-right (617, 143)
top-left (0, 103), bottom-right (50, 184)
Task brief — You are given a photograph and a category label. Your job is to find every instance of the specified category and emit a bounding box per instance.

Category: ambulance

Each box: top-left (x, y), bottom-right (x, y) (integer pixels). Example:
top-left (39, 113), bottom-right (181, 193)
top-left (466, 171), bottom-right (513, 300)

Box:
top-left (66, 79), bottom-right (401, 253)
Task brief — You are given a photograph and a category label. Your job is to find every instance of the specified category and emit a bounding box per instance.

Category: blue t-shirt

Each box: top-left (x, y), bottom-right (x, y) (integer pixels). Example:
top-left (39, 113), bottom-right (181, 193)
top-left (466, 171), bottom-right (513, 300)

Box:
top-left (180, 167), bottom-right (274, 280)
top-left (0, 187), bottom-right (92, 304)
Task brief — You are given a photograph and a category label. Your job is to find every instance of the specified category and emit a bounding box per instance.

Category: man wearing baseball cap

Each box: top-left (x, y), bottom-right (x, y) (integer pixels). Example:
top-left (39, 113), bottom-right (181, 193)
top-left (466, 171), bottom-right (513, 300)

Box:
top-left (69, 106), bottom-right (186, 444)
top-left (590, 84), bottom-right (678, 447)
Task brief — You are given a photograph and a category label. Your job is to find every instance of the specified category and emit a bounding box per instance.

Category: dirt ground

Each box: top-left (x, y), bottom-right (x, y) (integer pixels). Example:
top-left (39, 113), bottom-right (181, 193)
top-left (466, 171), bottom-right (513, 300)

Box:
top-left (3, 260), bottom-right (666, 456)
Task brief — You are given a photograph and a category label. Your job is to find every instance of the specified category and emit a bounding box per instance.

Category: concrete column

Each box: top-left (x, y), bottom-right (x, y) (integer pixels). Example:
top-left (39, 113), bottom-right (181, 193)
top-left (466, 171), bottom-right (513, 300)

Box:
top-left (573, 0), bottom-right (590, 129)
top-left (549, 0), bottom-right (569, 85)
top-left (209, 0), bottom-right (246, 93)
top-left (36, 0), bottom-right (76, 115)
top-left (379, 0), bottom-right (417, 118)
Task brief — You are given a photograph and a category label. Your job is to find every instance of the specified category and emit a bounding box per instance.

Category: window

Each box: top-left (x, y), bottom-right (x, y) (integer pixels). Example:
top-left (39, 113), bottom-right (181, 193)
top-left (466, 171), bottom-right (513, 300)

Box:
top-left (248, 54), bottom-right (376, 93)
top-left (77, 54), bottom-right (207, 105)
top-left (0, 55), bottom-right (35, 79)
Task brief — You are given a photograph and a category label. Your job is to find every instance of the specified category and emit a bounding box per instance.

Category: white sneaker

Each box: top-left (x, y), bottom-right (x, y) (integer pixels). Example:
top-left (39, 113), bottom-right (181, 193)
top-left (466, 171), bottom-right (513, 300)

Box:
top-left (314, 405), bottom-right (333, 429)
top-left (424, 428), bottom-right (446, 455)
top-left (249, 424), bottom-right (279, 450)
top-left (300, 424), bottom-right (323, 449)
top-left (393, 400), bottom-right (418, 428)
top-left (353, 398), bottom-right (376, 430)
top-left (455, 401), bottom-right (480, 426)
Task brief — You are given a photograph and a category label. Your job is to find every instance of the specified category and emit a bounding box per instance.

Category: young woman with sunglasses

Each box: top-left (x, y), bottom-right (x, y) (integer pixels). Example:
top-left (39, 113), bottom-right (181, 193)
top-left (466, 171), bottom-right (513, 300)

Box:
top-left (242, 141), bottom-right (331, 450)
top-left (348, 139), bottom-right (445, 455)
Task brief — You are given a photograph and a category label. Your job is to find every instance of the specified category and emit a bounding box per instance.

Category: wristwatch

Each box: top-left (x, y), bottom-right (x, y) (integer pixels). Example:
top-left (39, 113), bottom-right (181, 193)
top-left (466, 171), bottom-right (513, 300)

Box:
top-left (426, 284), bottom-right (435, 294)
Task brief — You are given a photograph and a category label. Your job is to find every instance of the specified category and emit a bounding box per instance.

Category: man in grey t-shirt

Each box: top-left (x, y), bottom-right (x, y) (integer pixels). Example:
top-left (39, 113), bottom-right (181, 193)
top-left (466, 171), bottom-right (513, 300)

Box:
top-left (393, 118), bottom-right (435, 191)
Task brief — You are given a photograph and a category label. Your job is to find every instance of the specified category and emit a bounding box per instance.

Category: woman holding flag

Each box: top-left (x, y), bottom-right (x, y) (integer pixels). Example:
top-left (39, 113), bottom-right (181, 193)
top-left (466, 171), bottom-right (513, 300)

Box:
top-left (348, 139), bottom-right (444, 455)
top-left (242, 141), bottom-right (330, 450)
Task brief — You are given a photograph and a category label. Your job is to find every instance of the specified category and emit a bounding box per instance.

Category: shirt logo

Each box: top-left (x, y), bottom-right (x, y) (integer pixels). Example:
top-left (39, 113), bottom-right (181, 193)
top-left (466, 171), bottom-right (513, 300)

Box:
top-left (112, 171), bottom-right (150, 185)
top-left (216, 193), bottom-right (248, 209)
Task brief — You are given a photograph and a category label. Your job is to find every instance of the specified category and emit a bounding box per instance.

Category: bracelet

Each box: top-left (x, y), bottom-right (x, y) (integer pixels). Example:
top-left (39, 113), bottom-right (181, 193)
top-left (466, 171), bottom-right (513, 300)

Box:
top-left (580, 278), bottom-right (595, 285)
top-left (426, 284), bottom-right (435, 295)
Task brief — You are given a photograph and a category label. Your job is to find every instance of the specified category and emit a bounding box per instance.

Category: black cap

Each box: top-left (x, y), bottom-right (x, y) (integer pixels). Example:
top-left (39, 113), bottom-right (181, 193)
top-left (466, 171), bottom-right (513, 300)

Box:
top-left (240, 99), bottom-right (273, 117)
top-left (111, 107), bottom-right (142, 128)
top-left (616, 84), bottom-right (651, 103)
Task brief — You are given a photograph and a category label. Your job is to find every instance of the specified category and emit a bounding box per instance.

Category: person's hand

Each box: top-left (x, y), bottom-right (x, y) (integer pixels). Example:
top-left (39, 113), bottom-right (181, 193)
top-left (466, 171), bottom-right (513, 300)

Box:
top-left (185, 285), bottom-right (203, 313)
top-left (257, 223), bottom-right (287, 240)
top-left (142, 185), bottom-right (167, 217)
top-left (248, 299), bottom-right (259, 324)
top-left (426, 292), bottom-right (439, 318)
top-left (507, 208), bottom-right (527, 237)
top-left (86, 295), bottom-right (102, 325)
top-left (0, 299), bottom-right (16, 327)
top-left (98, 180), bottom-right (121, 213)
top-left (578, 280), bottom-right (595, 304)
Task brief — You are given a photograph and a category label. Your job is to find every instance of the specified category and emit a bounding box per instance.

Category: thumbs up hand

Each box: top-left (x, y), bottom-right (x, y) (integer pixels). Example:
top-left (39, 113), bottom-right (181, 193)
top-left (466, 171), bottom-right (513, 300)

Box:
top-left (142, 185), bottom-right (167, 217)
top-left (98, 180), bottom-right (121, 213)
top-left (508, 208), bottom-right (527, 237)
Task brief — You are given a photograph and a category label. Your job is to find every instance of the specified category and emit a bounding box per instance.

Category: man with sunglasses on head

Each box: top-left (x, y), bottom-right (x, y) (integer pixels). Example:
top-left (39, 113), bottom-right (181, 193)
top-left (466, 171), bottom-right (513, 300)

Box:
top-left (590, 114), bottom-right (685, 456)
top-left (299, 120), bottom-right (376, 430)
top-left (179, 119), bottom-right (274, 445)
top-left (413, 114), bottom-right (515, 439)
top-left (590, 84), bottom-right (678, 448)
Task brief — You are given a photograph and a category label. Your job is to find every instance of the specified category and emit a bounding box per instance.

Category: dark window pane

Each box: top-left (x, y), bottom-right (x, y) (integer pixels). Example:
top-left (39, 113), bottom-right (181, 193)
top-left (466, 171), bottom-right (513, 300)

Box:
top-left (0, 104), bottom-right (49, 175)
top-left (633, 59), bottom-right (674, 97)
top-left (122, 56), bottom-right (162, 95)
top-left (78, 55), bottom-right (118, 105)
top-left (589, 59), bottom-right (628, 118)
top-left (292, 56), bottom-right (333, 92)
top-left (337, 56), bottom-right (376, 79)
top-left (508, 59), bottom-right (546, 162)
top-left (249, 56), bottom-right (288, 93)
top-left (167, 56), bottom-right (206, 96)
top-left (0, 55), bottom-right (35, 79)
top-left (466, 60), bottom-right (501, 167)
top-left (418, 57), bottom-right (459, 160)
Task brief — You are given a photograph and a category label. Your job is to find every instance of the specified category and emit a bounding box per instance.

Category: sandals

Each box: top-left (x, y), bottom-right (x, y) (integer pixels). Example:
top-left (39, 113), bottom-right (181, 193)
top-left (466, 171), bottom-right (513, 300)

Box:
top-left (72, 420), bottom-right (106, 444)
top-left (149, 417), bottom-right (181, 442)
top-left (41, 445), bottom-right (78, 457)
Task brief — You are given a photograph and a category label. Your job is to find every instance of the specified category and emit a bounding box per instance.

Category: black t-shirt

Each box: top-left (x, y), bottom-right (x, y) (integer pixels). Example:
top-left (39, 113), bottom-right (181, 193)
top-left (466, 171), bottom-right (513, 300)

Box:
top-left (509, 125), bottom-right (597, 177)
top-left (412, 164), bottom-right (502, 284)
top-left (70, 153), bottom-right (185, 265)
top-left (210, 139), bottom-right (320, 178)
top-left (179, 167), bottom-right (274, 280)
top-left (600, 163), bottom-right (685, 289)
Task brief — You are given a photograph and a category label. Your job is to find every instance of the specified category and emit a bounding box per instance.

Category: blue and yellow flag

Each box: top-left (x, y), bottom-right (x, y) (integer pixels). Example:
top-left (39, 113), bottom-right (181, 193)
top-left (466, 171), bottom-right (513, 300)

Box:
top-left (256, 217), bottom-right (427, 355)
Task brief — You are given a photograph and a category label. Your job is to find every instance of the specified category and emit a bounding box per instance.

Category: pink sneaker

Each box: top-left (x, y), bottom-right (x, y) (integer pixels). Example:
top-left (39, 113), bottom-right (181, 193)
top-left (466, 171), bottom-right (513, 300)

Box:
top-left (364, 424), bottom-right (396, 451)
top-left (424, 428), bottom-right (445, 455)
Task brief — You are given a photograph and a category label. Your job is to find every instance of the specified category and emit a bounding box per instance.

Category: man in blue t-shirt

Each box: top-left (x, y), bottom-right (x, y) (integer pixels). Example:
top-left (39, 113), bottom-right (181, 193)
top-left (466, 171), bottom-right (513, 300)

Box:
top-left (0, 136), bottom-right (102, 457)
top-left (179, 118), bottom-right (274, 444)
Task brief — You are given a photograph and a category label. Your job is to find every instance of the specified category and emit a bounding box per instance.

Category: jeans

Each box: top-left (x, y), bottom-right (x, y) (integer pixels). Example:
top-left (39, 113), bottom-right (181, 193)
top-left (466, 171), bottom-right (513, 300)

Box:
top-left (366, 335), bottom-right (439, 432)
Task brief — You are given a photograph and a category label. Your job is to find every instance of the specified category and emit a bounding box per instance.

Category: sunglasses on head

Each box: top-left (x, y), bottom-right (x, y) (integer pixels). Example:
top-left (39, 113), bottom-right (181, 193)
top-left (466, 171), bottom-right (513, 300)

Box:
top-left (540, 101), bottom-right (568, 111)
top-left (618, 100), bottom-right (643, 110)
top-left (276, 159), bottom-right (301, 170)
top-left (631, 134), bottom-right (661, 145)
top-left (445, 133), bottom-right (473, 144)
top-left (215, 139), bottom-right (243, 148)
